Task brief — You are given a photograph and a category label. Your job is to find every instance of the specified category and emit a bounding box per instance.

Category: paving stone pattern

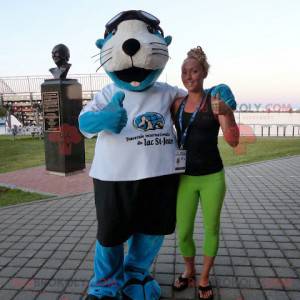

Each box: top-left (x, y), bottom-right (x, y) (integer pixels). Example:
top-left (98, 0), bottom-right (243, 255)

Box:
top-left (0, 156), bottom-right (300, 299)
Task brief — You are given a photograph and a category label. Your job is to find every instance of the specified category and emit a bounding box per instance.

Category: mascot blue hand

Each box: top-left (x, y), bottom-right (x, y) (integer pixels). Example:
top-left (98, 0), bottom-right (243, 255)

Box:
top-left (207, 84), bottom-right (236, 110)
top-left (79, 91), bottom-right (128, 134)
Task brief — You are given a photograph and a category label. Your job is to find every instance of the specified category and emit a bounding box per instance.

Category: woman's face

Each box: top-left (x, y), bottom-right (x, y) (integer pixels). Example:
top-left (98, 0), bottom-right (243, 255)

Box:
top-left (181, 58), bottom-right (205, 93)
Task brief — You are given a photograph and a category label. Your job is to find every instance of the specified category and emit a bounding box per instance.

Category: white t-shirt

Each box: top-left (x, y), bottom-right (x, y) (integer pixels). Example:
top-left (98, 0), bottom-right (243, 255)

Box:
top-left (80, 82), bottom-right (186, 181)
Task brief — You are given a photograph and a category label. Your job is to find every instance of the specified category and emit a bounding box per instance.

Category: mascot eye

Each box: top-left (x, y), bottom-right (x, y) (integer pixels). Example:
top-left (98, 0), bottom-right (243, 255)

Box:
top-left (111, 28), bottom-right (117, 35)
top-left (147, 25), bottom-right (156, 34)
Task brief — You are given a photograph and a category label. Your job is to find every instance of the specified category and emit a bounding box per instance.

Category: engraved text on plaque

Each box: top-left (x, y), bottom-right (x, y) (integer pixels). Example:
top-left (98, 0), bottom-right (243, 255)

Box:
top-left (42, 91), bottom-right (61, 132)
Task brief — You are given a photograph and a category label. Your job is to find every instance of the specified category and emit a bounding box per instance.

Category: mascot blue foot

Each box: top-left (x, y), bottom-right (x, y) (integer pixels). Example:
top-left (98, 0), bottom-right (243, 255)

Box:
top-left (121, 234), bottom-right (163, 300)
top-left (86, 240), bottom-right (123, 299)
top-left (122, 276), bottom-right (160, 300)
top-left (87, 234), bottom-right (163, 299)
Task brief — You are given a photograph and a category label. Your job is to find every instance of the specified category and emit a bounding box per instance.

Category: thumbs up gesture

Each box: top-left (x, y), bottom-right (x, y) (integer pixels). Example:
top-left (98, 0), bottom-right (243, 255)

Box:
top-left (209, 84), bottom-right (236, 110)
top-left (211, 93), bottom-right (232, 116)
top-left (79, 91), bottom-right (128, 134)
top-left (102, 91), bottom-right (128, 133)
top-left (105, 91), bottom-right (125, 111)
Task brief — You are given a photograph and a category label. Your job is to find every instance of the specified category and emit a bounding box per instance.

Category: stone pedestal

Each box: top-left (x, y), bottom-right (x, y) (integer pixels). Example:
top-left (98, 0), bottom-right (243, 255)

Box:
top-left (41, 79), bottom-right (85, 175)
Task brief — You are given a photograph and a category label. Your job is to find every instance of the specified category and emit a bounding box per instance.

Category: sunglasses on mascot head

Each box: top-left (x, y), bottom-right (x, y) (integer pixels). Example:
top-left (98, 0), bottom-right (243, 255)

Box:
top-left (104, 10), bottom-right (164, 38)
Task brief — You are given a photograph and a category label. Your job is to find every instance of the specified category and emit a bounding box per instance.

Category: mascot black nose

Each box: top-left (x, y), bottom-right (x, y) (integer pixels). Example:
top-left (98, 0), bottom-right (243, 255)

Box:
top-left (122, 39), bottom-right (141, 56)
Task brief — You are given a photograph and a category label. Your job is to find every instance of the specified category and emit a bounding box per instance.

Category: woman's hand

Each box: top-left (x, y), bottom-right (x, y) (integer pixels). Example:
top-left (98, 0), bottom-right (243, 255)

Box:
top-left (211, 93), bottom-right (233, 116)
top-left (209, 84), bottom-right (237, 110)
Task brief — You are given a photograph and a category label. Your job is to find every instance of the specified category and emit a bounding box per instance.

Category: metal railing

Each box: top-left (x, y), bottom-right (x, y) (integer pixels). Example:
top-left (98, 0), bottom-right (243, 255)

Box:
top-left (217, 123), bottom-right (300, 137)
top-left (245, 123), bottom-right (300, 137)
top-left (0, 73), bottom-right (111, 95)
top-left (0, 74), bottom-right (112, 126)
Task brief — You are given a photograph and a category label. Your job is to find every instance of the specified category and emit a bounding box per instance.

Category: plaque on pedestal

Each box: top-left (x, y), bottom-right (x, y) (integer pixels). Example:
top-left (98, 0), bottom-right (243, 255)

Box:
top-left (41, 44), bottom-right (85, 175)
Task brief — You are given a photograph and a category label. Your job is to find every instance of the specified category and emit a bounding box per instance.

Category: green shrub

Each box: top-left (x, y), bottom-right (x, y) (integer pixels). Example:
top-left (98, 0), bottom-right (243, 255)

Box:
top-left (0, 106), bottom-right (7, 117)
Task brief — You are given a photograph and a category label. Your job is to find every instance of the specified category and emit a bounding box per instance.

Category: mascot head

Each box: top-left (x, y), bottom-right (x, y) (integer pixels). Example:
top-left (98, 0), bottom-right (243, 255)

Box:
top-left (95, 10), bottom-right (172, 91)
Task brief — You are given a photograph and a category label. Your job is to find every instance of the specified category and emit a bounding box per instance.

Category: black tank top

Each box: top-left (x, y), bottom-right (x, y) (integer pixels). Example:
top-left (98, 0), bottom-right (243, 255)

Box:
top-left (175, 94), bottom-right (223, 176)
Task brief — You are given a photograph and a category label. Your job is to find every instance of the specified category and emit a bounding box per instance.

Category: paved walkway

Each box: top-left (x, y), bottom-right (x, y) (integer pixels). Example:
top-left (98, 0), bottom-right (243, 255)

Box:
top-left (0, 156), bottom-right (300, 300)
top-left (0, 165), bottom-right (93, 196)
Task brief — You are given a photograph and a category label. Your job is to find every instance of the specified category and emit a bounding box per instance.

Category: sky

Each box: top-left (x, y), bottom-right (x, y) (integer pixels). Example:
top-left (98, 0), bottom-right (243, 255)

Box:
top-left (0, 0), bottom-right (300, 105)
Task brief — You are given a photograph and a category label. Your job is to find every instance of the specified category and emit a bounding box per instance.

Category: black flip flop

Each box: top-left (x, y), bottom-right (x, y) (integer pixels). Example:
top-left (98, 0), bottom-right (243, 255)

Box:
top-left (198, 282), bottom-right (214, 300)
top-left (172, 274), bottom-right (196, 291)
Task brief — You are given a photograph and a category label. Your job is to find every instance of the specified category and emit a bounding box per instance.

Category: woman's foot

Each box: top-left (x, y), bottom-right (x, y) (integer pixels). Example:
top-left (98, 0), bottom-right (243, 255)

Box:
top-left (198, 278), bottom-right (213, 299)
top-left (172, 272), bottom-right (196, 291)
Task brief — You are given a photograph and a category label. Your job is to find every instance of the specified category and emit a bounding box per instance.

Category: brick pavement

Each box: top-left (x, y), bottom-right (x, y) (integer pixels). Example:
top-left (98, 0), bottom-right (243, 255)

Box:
top-left (0, 165), bottom-right (93, 196)
top-left (0, 156), bottom-right (300, 300)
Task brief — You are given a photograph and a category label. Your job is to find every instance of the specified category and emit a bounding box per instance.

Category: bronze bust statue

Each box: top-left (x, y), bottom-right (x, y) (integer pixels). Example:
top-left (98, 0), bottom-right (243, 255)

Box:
top-left (49, 44), bottom-right (71, 79)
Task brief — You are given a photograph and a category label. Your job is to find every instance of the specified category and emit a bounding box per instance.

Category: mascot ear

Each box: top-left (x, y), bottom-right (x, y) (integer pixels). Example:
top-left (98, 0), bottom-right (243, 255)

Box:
top-left (164, 36), bottom-right (172, 46)
top-left (95, 39), bottom-right (105, 49)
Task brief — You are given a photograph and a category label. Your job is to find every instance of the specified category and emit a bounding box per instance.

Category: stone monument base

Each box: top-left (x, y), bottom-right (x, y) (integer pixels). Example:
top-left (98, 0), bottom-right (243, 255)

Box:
top-left (41, 79), bottom-right (85, 175)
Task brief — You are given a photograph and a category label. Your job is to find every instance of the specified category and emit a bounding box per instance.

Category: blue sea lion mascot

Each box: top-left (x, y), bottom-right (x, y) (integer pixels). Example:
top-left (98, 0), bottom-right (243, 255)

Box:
top-left (79, 10), bottom-right (235, 300)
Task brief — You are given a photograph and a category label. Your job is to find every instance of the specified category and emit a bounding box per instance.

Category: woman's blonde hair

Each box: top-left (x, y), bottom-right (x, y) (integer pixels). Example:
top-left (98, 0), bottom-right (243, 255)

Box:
top-left (186, 46), bottom-right (210, 77)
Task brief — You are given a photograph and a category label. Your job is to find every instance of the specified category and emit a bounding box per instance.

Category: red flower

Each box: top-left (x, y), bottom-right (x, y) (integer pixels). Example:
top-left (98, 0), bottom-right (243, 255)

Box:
top-left (48, 124), bottom-right (82, 155)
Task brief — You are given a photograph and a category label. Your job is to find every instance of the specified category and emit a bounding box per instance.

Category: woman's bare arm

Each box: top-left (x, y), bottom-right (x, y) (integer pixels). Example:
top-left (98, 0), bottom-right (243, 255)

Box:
top-left (171, 97), bottom-right (185, 121)
top-left (211, 94), bottom-right (239, 147)
top-left (218, 112), bottom-right (240, 147)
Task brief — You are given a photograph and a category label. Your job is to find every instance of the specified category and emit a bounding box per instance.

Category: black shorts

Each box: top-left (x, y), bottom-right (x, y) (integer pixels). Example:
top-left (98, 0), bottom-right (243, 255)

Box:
top-left (93, 174), bottom-right (179, 247)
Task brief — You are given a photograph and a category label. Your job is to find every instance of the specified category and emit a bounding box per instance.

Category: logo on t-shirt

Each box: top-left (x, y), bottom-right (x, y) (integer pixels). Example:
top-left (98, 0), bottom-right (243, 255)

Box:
top-left (133, 112), bottom-right (165, 131)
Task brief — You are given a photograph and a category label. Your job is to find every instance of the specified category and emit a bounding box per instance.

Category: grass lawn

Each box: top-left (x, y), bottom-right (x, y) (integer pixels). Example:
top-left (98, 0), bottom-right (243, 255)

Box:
top-left (0, 135), bottom-right (300, 173)
top-left (0, 135), bottom-right (96, 173)
top-left (219, 137), bottom-right (300, 166)
top-left (0, 186), bottom-right (52, 207)
top-left (0, 135), bottom-right (299, 207)
top-left (0, 135), bottom-right (96, 207)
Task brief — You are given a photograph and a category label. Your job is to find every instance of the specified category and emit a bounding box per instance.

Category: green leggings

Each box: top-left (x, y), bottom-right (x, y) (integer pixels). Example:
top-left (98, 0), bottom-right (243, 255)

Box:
top-left (176, 169), bottom-right (226, 257)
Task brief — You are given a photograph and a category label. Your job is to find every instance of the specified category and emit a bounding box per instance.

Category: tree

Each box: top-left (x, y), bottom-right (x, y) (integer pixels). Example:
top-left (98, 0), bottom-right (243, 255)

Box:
top-left (0, 106), bottom-right (7, 117)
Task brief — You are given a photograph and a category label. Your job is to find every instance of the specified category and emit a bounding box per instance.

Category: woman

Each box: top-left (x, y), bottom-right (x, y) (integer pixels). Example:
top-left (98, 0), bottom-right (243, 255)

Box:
top-left (171, 46), bottom-right (239, 300)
